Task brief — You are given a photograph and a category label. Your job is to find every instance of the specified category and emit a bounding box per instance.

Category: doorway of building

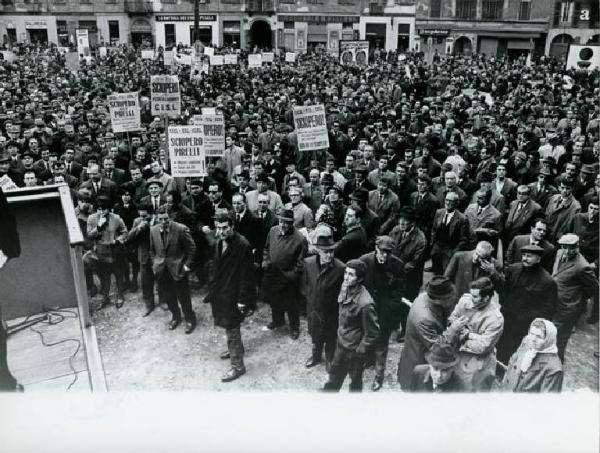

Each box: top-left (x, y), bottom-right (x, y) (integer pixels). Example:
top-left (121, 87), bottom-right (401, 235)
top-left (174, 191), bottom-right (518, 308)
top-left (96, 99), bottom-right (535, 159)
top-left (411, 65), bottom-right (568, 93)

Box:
top-left (250, 20), bottom-right (272, 49)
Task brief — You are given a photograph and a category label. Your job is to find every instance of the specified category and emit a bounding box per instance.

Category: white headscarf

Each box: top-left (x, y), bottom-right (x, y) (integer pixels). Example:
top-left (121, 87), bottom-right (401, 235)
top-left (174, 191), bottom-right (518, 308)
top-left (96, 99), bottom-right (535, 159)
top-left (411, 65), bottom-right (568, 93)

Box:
top-left (518, 318), bottom-right (558, 373)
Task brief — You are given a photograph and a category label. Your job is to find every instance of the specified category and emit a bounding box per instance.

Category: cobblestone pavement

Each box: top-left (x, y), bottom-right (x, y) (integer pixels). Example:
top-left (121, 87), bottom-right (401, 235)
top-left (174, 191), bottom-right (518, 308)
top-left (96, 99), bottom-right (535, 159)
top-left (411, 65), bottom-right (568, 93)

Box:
top-left (93, 287), bottom-right (598, 392)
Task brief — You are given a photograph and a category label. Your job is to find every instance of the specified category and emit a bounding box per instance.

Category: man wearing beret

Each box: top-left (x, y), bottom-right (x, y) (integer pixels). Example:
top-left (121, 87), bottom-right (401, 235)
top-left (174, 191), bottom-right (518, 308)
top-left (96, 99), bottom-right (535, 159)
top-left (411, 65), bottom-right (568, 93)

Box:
top-left (496, 244), bottom-right (557, 364)
top-left (323, 259), bottom-right (379, 392)
top-left (397, 276), bottom-right (467, 389)
top-left (359, 235), bottom-right (406, 391)
top-left (552, 234), bottom-right (599, 362)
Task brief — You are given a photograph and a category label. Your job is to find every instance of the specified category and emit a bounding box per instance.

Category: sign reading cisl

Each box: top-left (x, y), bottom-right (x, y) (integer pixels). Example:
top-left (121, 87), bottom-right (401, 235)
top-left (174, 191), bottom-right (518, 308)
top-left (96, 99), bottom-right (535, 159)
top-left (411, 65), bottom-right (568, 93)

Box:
top-left (151, 75), bottom-right (181, 117)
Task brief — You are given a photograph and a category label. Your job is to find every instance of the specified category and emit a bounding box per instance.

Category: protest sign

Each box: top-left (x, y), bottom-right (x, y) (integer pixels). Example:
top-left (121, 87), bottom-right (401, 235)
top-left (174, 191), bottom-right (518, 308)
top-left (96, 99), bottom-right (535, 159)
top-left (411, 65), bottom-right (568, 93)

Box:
top-left (339, 40), bottom-right (369, 66)
top-left (98, 47), bottom-right (107, 58)
top-left (168, 125), bottom-right (206, 177)
top-left (141, 50), bottom-right (154, 59)
top-left (151, 75), bottom-right (181, 117)
top-left (210, 55), bottom-right (224, 66)
top-left (107, 92), bottom-right (141, 133)
top-left (0, 174), bottom-right (18, 191)
top-left (0, 51), bottom-right (15, 62)
top-left (224, 54), bottom-right (238, 65)
top-left (461, 89), bottom-right (494, 106)
top-left (65, 52), bottom-right (80, 71)
top-left (248, 54), bottom-right (262, 68)
top-left (262, 52), bottom-right (274, 63)
top-left (285, 52), bottom-right (296, 63)
top-left (76, 29), bottom-right (90, 60)
top-left (293, 104), bottom-right (330, 152)
top-left (566, 44), bottom-right (600, 71)
top-left (163, 50), bottom-right (174, 66)
top-left (204, 47), bottom-right (215, 57)
top-left (191, 114), bottom-right (225, 157)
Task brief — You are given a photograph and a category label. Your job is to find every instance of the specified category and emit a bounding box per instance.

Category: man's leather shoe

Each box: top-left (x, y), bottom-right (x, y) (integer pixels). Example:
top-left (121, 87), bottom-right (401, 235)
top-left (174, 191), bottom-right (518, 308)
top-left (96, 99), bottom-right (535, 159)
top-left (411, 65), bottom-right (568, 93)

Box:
top-left (290, 330), bottom-right (299, 340)
top-left (305, 356), bottom-right (321, 368)
top-left (129, 281), bottom-right (138, 292)
top-left (98, 298), bottom-right (110, 310)
top-left (142, 306), bottom-right (155, 317)
top-left (267, 321), bottom-right (284, 330)
top-left (115, 298), bottom-right (124, 309)
top-left (587, 315), bottom-right (598, 324)
top-left (168, 319), bottom-right (180, 330)
top-left (221, 367), bottom-right (246, 382)
top-left (88, 286), bottom-right (98, 298)
top-left (184, 322), bottom-right (196, 334)
top-left (371, 380), bottom-right (383, 392)
top-left (220, 351), bottom-right (231, 360)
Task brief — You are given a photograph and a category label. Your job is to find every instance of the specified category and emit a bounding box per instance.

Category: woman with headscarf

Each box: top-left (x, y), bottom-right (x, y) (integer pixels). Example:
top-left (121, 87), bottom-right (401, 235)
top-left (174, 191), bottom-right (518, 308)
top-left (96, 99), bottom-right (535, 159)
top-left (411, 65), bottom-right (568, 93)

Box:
top-left (501, 318), bottom-right (563, 392)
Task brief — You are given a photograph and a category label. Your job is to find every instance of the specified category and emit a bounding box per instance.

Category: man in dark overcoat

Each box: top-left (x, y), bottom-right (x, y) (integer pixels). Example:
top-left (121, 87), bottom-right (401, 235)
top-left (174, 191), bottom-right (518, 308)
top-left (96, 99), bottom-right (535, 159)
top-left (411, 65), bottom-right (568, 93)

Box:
top-left (359, 235), bottom-right (406, 391)
top-left (205, 210), bottom-right (256, 382)
top-left (262, 207), bottom-right (307, 339)
top-left (301, 235), bottom-right (345, 370)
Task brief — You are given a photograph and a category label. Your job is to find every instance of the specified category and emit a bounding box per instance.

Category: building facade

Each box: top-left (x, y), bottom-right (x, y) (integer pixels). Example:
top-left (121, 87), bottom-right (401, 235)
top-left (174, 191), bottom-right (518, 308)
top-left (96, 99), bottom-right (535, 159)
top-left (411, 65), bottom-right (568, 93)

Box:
top-left (0, 0), bottom-right (417, 52)
top-left (546, 1), bottom-right (600, 58)
top-left (415, 0), bottom-right (553, 58)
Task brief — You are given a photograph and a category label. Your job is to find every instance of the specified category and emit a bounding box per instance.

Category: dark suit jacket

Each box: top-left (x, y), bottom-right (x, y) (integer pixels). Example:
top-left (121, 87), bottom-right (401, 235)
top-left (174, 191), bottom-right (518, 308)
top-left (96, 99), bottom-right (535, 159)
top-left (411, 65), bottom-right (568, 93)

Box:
top-left (409, 365), bottom-right (466, 392)
top-left (234, 210), bottom-right (261, 250)
top-left (255, 209), bottom-right (278, 262)
top-left (492, 178), bottom-right (518, 202)
top-left (505, 235), bottom-right (555, 273)
top-left (103, 168), bottom-right (128, 186)
top-left (444, 250), bottom-right (503, 298)
top-left (127, 216), bottom-right (152, 264)
top-left (545, 195), bottom-right (581, 243)
top-left (409, 191), bottom-right (440, 241)
top-left (552, 251), bottom-right (599, 317)
top-left (367, 189), bottom-right (400, 235)
top-left (527, 182), bottom-right (558, 210)
top-left (81, 178), bottom-right (119, 205)
top-left (334, 225), bottom-right (367, 263)
top-left (64, 161), bottom-right (83, 179)
top-left (431, 209), bottom-right (471, 259)
top-left (149, 221), bottom-right (196, 280)
top-left (503, 199), bottom-right (542, 242)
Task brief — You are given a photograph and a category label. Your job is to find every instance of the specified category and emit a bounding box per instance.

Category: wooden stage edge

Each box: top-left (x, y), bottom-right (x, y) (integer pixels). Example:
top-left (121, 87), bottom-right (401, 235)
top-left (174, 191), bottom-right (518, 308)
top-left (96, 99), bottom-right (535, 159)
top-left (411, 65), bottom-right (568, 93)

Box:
top-left (7, 307), bottom-right (108, 392)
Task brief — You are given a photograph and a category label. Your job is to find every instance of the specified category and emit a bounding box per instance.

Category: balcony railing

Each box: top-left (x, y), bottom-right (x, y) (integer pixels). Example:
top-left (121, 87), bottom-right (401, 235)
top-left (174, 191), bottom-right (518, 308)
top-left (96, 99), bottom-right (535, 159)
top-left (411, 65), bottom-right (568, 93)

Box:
top-left (124, 0), bottom-right (153, 13)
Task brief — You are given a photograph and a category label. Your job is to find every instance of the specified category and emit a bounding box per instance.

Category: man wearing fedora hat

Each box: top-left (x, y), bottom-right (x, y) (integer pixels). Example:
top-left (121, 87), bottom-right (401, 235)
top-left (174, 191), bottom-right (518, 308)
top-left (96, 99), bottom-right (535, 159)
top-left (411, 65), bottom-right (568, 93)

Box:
top-left (349, 187), bottom-right (381, 249)
top-left (397, 276), bottom-right (468, 389)
top-left (409, 341), bottom-right (465, 392)
top-left (301, 234), bottom-right (345, 369)
top-left (205, 209), bottom-right (256, 382)
top-left (262, 207), bottom-right (307, 339)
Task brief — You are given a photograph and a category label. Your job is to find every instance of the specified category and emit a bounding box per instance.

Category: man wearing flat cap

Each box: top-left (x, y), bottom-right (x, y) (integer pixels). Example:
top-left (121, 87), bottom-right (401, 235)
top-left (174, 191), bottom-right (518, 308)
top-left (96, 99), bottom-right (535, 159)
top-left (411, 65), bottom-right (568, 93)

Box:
top-left (301, 235), bottom-right (345, 370)
top-left (552, 234), bottom-right (599, 362)
top-left (397, 276), bottom-right (468, 389)
top-left (323, 259), bottom-right (379, 392)
top-left (205, 209), bottom-right (256, 382)
top-left (409, 341), bottom-right (465, 392)
top-left (140, 179), bottom-right (166, 216)
top-left (262, 207), bottom-right (307, 339)
top-left (359, 235), bottom-right (406, 391)
top-left (496, 244), bottom-right (557, 364)
top-left (84, 195), bottom-right (128, 309)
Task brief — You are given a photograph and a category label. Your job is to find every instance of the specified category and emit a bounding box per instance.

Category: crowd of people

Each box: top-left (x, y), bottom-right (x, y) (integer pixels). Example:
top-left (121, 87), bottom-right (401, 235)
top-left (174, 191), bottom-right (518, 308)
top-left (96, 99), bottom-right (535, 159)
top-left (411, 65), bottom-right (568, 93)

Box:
top-left (0, 40), bottom-right (598, 392)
